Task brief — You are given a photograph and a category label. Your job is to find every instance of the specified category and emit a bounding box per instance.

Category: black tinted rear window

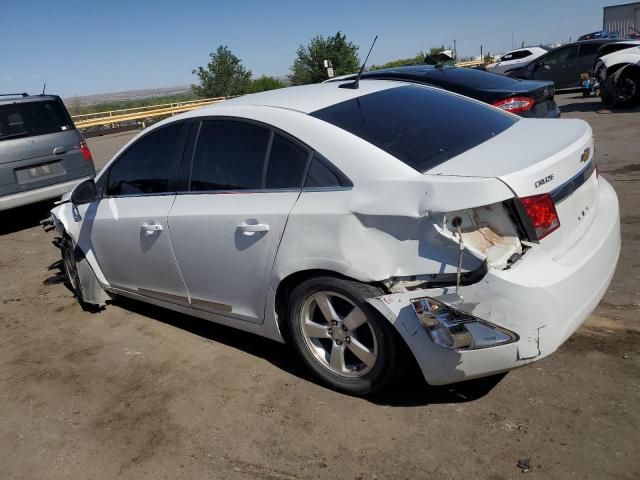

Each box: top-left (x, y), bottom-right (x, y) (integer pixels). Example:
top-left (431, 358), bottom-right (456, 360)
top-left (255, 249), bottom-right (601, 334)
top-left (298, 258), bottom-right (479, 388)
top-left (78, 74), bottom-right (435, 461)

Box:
top-left (311, 85), bottom-right (517, 172)
top-left (0, 100), bottom-right (72, 141)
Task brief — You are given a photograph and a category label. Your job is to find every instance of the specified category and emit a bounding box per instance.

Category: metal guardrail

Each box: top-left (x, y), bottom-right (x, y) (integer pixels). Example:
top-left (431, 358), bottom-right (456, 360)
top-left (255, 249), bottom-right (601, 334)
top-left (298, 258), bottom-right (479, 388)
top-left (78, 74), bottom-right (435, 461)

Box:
top-left (72, 97), bottom-right (228, 129)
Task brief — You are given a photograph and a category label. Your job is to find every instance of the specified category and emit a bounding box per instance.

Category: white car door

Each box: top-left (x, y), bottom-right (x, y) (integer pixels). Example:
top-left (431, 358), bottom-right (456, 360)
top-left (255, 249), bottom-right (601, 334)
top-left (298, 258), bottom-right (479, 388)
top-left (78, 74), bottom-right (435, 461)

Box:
top-left (90, 123), bottom-right (191, 303)
top-left (168, 119), bottom-right (310, 324)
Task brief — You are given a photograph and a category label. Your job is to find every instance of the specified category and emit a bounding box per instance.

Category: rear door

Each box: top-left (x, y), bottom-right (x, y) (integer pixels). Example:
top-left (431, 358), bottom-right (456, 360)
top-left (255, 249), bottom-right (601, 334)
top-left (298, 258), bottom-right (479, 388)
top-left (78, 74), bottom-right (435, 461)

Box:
top-left (90, 122), bottom-right (190, 301)
top-left (0, 99), bottom-right (94, 197)
top-left (168, 119), bottom-right (310, 324)
top-left (575, 42), bottom-right (603, 79)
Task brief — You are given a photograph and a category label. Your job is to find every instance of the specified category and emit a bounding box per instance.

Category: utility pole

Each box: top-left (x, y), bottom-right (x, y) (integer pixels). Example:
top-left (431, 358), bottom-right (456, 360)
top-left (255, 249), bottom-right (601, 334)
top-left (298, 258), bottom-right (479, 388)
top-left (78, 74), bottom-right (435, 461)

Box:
top-left (453, 39), bottom-right (457, 60)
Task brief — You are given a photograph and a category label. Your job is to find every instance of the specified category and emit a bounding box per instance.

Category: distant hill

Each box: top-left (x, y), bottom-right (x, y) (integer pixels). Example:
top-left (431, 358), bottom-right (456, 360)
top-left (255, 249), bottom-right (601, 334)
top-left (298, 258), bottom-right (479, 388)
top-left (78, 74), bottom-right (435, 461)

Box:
top-left (64, 85), bottom-right (192, 107)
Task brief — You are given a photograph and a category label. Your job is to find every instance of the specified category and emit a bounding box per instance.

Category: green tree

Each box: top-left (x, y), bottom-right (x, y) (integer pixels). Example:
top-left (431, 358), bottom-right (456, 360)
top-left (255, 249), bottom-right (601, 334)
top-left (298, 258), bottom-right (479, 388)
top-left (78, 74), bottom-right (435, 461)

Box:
top-left (369, 52), bottom-right (425, 71)
top-left (192, 46), bottom-right (252, 97)
top-left (247, 75), bottom-right (286, 94)
top-left (289, 32), bottom-right (359, 85)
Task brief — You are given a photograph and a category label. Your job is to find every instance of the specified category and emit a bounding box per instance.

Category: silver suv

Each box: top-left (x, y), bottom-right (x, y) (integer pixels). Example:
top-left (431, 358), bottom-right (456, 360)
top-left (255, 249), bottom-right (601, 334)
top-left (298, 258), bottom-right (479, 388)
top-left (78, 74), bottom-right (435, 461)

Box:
top-left (0, 93), bottom-right (95, 211)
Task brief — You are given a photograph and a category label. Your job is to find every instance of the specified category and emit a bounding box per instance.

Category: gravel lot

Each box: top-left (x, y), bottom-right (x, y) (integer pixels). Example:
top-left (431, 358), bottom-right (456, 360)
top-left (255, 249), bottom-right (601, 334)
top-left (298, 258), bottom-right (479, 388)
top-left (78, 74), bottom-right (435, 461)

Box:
top-left (1, 93), bottom-right (638, 479)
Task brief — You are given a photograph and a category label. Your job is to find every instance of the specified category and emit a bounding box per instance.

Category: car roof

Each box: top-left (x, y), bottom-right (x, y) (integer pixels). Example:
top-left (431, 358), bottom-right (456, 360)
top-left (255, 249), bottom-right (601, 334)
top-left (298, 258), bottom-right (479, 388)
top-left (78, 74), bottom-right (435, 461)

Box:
top-left (0, 94), bottom-right (61, 106)
top-left (198, 79), bottom-right (405, 114)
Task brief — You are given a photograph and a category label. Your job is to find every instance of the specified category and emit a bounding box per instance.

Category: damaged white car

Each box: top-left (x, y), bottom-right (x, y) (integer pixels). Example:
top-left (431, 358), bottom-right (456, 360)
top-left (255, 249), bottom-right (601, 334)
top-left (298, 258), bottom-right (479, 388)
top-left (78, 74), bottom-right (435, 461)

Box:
top-left (595, 42), bottom-right (640, 107)
top-left (47, 80), bottom-right (620, 395)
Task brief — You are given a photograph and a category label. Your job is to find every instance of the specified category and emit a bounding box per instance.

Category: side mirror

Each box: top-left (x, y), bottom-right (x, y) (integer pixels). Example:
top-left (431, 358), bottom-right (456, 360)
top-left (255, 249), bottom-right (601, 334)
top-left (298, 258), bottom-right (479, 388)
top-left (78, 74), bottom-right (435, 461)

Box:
top-left (71, 178), bottom-right (98, 205)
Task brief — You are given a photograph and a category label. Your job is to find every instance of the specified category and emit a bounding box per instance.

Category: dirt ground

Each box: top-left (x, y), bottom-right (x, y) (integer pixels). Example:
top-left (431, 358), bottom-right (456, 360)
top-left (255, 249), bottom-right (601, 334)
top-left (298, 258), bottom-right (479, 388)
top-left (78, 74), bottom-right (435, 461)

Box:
top-left (1, 94), bottom-right (638, 479)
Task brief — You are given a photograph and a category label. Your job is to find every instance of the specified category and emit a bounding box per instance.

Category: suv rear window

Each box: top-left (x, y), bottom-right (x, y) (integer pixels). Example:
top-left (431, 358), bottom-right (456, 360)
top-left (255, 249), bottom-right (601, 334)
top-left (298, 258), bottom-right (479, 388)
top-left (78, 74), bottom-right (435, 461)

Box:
top-left (310, 85), bottom-right (517, 172)
top-left (0, 100), bottom-right (72, 141)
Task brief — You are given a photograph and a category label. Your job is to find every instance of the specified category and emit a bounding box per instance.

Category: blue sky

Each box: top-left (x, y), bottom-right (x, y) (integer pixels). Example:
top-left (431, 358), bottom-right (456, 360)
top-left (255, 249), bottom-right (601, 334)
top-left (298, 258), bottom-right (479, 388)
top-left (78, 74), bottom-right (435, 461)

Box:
top-left (0, 0), bottom-right (627, 97)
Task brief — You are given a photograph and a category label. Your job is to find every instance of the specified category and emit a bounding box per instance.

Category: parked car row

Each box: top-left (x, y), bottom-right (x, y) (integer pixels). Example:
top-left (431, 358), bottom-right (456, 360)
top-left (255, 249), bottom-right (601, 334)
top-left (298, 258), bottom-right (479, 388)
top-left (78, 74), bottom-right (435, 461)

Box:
top-left (501, 39), bottom-right (640, 107)
top-left (45, 76), bottom-right (620, 395)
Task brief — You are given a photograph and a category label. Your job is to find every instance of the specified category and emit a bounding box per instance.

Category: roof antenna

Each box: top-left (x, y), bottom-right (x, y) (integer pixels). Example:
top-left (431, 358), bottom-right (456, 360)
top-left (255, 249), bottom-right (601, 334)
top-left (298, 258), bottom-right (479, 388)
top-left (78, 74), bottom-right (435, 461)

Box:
top-left (41, 82), bottom-right (46, 95)
top-left (340, 35), bottom-right (378, 90)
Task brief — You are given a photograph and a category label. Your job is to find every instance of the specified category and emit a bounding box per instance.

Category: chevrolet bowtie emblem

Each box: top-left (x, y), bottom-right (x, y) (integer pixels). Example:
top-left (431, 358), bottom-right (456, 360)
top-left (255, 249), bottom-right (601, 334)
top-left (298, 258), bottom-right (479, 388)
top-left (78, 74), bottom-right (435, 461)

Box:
top-left (580, 147), bottom-right (590, 163)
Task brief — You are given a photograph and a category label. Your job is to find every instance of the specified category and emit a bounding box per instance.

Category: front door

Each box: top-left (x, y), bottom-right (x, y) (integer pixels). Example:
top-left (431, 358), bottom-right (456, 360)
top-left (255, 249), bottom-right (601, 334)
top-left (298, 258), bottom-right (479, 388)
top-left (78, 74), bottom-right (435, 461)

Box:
top-left (90, 123), bottom-right (190, 302)
top-left (534, 45), bottom-right (579, 88)
top-left (169, 119), bottom-right (310, 323)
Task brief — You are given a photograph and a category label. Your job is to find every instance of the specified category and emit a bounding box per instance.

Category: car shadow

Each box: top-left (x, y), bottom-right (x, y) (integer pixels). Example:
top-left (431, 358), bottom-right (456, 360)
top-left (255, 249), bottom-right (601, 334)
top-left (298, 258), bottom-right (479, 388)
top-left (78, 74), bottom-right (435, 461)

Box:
top-left (0, 200), bottom-right (55, 235)
top-left (559, 97), bottom-right (640, 114)
top-left (108, 296), bottom-right (505, 406)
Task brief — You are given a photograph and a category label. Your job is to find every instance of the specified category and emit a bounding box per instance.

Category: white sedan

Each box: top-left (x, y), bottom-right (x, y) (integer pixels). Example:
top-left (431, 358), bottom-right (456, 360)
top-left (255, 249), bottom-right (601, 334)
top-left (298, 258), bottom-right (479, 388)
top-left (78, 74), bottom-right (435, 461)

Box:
top-left (50, 80), bottom-right (620, 395)
top-left (486, 46), bottom-right (550, 75)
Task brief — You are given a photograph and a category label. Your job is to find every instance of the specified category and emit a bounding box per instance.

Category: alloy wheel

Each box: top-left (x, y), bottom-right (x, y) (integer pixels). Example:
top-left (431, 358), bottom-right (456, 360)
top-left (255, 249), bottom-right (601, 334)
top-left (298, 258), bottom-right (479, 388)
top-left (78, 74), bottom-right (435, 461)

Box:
top-left (299, 291), bottom-right (378, 378)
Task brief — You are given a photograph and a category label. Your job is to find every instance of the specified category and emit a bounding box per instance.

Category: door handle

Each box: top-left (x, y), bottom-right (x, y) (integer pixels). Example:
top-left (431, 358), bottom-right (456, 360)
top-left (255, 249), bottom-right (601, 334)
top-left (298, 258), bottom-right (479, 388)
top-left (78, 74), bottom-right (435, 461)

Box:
top-left (141, 223), bottom-right (163, 235)
top-left (237, 223), bottom-right (269, 235)
top-left (53, 146), bottom-right (68, 155)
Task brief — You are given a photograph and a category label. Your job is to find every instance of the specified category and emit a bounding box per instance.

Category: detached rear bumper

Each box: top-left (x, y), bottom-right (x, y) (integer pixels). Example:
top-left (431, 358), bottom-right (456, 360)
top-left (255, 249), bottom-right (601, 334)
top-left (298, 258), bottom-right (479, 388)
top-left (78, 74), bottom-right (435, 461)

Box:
top-left (369, 178), bottom-right (620, 385)
top-left (0, 177), bottom-right (90, 211)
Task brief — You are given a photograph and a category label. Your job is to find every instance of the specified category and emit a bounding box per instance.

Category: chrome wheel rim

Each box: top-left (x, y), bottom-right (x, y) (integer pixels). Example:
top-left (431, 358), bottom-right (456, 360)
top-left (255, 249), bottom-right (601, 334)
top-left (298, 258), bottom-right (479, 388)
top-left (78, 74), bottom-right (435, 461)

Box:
top-left (300, 291), bottom-right (378, 378)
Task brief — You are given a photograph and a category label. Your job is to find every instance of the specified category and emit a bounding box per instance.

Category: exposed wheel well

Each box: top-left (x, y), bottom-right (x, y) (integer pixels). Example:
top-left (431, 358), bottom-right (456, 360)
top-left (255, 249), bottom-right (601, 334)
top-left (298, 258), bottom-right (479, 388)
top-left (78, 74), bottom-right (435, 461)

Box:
top-left (274, 269), bottom-right (389, 342)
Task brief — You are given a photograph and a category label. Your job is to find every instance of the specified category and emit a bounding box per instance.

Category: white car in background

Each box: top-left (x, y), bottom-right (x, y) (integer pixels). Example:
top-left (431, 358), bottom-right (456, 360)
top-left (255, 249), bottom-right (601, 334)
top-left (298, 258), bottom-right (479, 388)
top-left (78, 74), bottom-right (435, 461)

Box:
top-left (486, 46), bottom-right (551, 75)
top-left (48, 80), bottom-right (620, 395)
top-left (593, 42), bottom-right (640, 107)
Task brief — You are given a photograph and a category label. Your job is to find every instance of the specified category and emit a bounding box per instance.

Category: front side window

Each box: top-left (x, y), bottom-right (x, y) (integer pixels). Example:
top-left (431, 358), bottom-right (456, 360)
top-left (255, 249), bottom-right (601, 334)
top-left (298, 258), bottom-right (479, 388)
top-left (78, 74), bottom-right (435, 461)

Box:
top-left (311, 85), bottom-right (517, 173)
top-left (543, 46), bottom-right (578, 65)
top-left (107, 123), bottom-right (183, 196)
top-left (190, 120), bottom-right (270, 191)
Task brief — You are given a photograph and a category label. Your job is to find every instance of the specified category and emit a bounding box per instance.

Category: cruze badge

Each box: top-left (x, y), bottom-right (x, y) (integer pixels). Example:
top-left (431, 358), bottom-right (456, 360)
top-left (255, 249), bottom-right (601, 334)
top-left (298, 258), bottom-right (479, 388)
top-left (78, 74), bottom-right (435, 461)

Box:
top-left (580, 147), bottom-right (590, 163)
top-left (535, 174), bottom-right (554, 189)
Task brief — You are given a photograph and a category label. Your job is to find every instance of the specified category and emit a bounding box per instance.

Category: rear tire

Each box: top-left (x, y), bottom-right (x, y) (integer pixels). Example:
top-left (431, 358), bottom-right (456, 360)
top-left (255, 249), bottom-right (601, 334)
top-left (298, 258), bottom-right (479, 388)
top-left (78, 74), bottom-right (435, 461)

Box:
top-left (287, 276), bottom-right (401, 395)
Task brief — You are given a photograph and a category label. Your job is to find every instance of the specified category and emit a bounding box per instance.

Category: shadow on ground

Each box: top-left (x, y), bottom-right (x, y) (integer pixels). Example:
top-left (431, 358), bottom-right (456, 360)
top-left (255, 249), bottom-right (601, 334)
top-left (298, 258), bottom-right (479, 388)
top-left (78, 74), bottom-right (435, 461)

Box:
top-left (110, 296), bottom-right (505, 407)
top-left (559, 96), bottom-right (640, 114)
top-left (0, 200), bottom-right (55, 235)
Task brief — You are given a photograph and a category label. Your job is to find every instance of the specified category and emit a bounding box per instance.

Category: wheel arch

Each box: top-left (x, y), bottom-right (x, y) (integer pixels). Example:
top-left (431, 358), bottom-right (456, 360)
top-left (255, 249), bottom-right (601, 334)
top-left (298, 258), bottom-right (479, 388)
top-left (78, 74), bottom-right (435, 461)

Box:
top-left (273, 268), bottom-right (389, 342)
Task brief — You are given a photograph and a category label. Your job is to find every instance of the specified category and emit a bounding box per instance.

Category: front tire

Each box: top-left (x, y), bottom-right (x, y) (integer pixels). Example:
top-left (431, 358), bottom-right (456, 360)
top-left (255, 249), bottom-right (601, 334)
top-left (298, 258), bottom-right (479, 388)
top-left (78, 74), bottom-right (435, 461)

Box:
top-left (287, 276), bottom-right (401, 395)
top-left (61, 236), bottom-right (84, 303)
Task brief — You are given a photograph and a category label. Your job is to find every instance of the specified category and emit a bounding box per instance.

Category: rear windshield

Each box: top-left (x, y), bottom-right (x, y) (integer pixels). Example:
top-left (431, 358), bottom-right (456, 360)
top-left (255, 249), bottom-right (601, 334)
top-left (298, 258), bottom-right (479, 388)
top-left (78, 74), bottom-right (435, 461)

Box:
top-left (0, 100), bottom-right (72, 141)
top-left (311, 85), bottom-right (517, 172)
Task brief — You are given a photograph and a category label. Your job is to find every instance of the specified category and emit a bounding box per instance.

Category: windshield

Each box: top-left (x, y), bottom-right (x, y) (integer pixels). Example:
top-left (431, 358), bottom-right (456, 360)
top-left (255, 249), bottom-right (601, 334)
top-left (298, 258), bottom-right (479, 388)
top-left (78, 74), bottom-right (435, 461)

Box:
top-left (310, 85), bottom-right (517, 172)
top-left (0, 100), bottom-right (72, 141)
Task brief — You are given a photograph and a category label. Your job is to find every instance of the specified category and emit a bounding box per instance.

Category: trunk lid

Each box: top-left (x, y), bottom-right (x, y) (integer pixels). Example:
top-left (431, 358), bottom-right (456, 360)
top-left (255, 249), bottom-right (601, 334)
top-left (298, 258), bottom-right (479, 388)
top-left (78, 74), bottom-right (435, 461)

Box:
top-left (426, 119), bottom-right (598, 255)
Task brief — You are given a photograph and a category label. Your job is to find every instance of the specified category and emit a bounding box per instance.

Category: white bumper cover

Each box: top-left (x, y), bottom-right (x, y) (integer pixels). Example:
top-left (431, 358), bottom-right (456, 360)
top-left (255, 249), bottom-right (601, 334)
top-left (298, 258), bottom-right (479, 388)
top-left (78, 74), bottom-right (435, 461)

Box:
top-left (369, 178), bottom-right (621, 385)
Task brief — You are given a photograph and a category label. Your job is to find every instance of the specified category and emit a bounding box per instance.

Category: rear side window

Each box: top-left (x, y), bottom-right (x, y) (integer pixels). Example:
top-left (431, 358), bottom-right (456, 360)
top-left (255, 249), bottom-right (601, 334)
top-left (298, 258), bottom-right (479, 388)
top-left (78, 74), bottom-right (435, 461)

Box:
top-left (107, 124), bottom-right (183, 196)
top-left (305, 155), bottom-right (351, 188)
top-left (310, 85), bottom-right (517, 173)
top-left (578, 43), bottom-right (602, 58)
top-left (0, 100), bottom-right (72, 141)
top-left (190, 120), bottom-right (270, 191)
top-left (265, 133), bottom-right (309, 189)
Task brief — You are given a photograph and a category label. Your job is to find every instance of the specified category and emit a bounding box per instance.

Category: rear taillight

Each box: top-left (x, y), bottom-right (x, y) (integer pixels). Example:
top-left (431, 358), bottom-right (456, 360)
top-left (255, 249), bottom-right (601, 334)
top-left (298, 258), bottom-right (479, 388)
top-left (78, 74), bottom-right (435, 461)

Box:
top-left (79, 140), bottom-right (92, 161)
top-left (520, 193), bottom-right (560, 240)
top-left (492, 96), bottom-right (534, 114)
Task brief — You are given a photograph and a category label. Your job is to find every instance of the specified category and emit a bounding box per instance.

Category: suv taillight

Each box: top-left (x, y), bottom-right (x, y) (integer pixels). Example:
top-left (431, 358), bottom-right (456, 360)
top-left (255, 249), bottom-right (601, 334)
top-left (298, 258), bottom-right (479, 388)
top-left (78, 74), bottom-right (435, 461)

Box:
top-left (520, 193), bottom-right (560, 240)
top-left (79, 140), bottom-right (93, 161)
top-left (492, 96), bottom-right (534, 114)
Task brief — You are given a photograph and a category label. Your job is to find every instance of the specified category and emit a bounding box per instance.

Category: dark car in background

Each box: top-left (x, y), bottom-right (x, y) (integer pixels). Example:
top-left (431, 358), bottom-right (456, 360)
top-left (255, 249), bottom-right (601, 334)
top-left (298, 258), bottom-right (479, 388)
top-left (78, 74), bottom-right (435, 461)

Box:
top-left (0, 93), bottom-right (95, 211)
top-left (329, 64), bottom-right (560, 117)
top-left (504, 39), bottom-right (621, 89)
